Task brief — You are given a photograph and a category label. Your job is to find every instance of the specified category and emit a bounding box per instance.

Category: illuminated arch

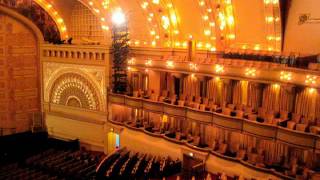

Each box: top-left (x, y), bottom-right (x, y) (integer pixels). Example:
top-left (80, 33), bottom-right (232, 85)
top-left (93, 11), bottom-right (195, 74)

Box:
top-left (50, 73), bottom-right (101, 111)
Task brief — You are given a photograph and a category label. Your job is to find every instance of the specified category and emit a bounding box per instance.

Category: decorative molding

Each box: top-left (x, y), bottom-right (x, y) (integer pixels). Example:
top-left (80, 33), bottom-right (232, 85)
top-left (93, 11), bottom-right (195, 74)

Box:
top-left (43, 62), bottom-right (106, 111)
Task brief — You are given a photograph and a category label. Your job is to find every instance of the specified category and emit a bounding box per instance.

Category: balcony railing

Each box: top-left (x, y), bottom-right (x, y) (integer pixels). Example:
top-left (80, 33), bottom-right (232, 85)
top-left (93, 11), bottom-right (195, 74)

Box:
top-left (41, 44), bottom-right (110, 62)
top-left (108, 93), bottom-right (320, 150)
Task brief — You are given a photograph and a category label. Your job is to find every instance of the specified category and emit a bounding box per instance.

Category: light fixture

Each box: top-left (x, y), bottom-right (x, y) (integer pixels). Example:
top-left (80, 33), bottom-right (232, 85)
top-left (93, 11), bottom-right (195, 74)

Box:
top-left (112, 9), bottom-right (126, 26)
top-left (280, 71), bottom-right (292, 81)
top-left (215, 64), bottom-right (224, 74)
top-left (189, 63), bottom-right (199, 71)
top-left (128, 58), bottom-right (136, 65)
top-left (305, 75), bottom-right (317, 85)
top-left (145, 59), bottom-right (153, 66)
top-left (166, 60), bottom-right (174, 68)
top-left (245, 68), bottom-right (256, 77)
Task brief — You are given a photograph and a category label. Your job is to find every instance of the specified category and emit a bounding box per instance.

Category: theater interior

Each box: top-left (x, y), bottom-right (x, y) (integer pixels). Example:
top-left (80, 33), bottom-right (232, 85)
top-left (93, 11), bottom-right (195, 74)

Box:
top-left (1, 0), bottom-right (320, 179)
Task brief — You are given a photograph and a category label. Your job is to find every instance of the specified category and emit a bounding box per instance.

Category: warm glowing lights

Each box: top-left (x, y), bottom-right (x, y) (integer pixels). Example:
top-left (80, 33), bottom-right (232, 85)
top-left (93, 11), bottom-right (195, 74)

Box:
top-left (166, 60), bottom-right (175, 68)
top-left (189, 63), bottom-right (199, 71)
top-left (145, 59), bottom-right (153, 66)
top-left (161, 16), bottom-right (170, 30)
top-left (152, 0), bottom-right (160, 4)
top-left (34, 0), bottom-right (68, 38)
top-left (112, 9), bottom-right (126, 25)
top-left (280, 71), bottom-right (292, 81)
top-left (273, 83), bottom-right (280, 89)
top-left (128, 58), bottom-right (136, 65)
top-left (204, 29), bottom-right (211, 36)
top-left (141, 2), bottom-right (149, 9)
top-left (215, 64), bottom-right (225, 74)
top-left (308, 88), bottom-right (316, 94)
top-left (245, 68), bottom-right (257, 77)
top-left (305, 75), bottom-right (318, 85)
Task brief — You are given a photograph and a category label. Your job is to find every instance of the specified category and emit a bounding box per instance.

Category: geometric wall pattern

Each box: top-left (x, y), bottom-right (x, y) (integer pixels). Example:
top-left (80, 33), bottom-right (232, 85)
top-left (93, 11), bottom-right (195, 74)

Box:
top-left (50, 73), bottom-right (100, 110)
top-left (43, 62), bottom-right (106, 112)
top-left (0, 12), bottom-right (40, 133)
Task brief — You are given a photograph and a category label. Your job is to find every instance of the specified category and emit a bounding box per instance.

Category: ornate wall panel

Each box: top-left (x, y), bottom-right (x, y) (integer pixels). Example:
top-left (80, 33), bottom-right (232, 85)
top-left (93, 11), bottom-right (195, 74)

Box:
top-left (0, 12), bottom-right (40, 132)
top-left (43, 62), bottom-right (106, 111)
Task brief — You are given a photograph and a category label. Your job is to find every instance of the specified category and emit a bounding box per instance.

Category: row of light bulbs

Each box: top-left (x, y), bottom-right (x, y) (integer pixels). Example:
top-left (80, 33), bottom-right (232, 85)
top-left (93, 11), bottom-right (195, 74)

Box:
top-left (128, 57), bottom-right (319, 87)
top-left (34, 0), bottom-right (68, 39)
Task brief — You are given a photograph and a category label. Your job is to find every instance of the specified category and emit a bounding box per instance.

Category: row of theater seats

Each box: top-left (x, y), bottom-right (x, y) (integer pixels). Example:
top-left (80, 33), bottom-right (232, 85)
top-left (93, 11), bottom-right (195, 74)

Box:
top-left (165, 131), bottom-right (311, 179)
top-left (222, 50), bottom-right (316, 69)
top-left (132, 90), bottom-right (320, 135)
top-left (96, 148), bottom-right (181, 179)
top-left (0, 148), bottom-right (103, 180)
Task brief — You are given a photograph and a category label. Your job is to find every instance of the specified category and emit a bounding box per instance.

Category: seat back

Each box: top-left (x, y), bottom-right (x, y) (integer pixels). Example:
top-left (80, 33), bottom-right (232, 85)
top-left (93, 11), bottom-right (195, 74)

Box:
top-left (235, 110), bottom-right (244, 118)
top-left (227, 104), bottom-right (235, 110)
top-left (222, 108), bottom-right (231, 116)
top-left (292, 113), bottom-right (301, 123)
top-left (296, 123), bottom-right (307, 132)
top-left (287, 121), bottom-right (296, 130)
top-left (280, 110), bottom-right (288, 120)
top-left (258, 107), bottom-right (266, 118)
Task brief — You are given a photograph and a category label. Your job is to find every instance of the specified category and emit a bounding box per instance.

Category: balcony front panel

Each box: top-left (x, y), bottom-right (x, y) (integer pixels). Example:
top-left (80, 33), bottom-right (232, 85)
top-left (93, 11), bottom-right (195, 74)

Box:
top-left (277, 127), bottom-right (316, 149)
top-left (163, 104), bottom-right (185, 117)
top-left (213, 113), bottom-right (243, 131)
top-left (186, 108), bottom-right (213, 124)
top-left (109, 94), bottom-right (125, 105)
top-left (142, 100), bottom-right (163, 113)
top-left (243, 120), bottom-right (277, 139)
top-left (125, 97), bottom-right (143, 108)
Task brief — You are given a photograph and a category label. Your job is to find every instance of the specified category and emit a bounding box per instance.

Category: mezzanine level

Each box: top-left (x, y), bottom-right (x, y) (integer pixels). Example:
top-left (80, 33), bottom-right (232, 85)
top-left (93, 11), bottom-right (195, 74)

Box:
top-left (108, 93), bottom-right (320, 151)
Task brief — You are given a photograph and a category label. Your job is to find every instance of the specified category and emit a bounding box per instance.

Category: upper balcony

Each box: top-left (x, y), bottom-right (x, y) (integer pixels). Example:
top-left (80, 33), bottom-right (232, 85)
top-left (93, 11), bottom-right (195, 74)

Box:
top-left (129, 47), bottom-right (320, 88)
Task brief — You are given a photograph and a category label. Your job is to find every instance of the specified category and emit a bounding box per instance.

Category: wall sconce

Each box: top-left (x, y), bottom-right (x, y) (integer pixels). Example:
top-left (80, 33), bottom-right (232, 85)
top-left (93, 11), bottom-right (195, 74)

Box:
top-left (215, 64), bottom-right (224, 74)
top-left (305, 75), bottom-right (317, 85)
top-left (189, 63), bottom-right (199, 71)
top-left (280, 71), bottom-right (292, 81)
top-left (128, 58), bottom-right (136, 65)
top-left (166, 60), bottom-right (174, 68)
top-left (245, 68), bottom-right (256, 77)
top-left (145, 59), bottom-right (153, 66)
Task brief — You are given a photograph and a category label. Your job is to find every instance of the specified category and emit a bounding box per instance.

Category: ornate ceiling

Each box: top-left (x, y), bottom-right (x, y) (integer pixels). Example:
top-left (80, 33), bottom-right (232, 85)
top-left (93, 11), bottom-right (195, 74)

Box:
top-left (33, 0), bottom-right (282, 52)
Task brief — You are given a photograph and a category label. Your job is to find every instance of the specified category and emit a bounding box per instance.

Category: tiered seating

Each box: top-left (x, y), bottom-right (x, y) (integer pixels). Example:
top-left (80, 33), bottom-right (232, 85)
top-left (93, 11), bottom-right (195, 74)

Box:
top-left (0, 132), bottom-right (103, 180)
top-left (96, 148), bottom-right (182, 179)
top-left (221, 49), bottom-right (318, 69)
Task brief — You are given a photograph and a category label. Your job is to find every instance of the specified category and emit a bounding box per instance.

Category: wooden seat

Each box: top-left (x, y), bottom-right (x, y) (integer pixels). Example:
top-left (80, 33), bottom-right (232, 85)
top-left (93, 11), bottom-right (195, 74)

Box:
top-left (202, 98), bottom-right (209, 106)
top-left (133, 91), bottom-right (139, 97)
top-left (265, 113), bottom-right (274, 124)
top-left (236, 149), bottom-right (246, 160)
top-left (193, 103), bottom-right (200, 109)
top-left (227, 104), bottom-right (235, 110)
top-left (258, 107), bottom-right (266, 119)
top-left (199, 104), bottom-right (206, 111)
top-left (222, 108), bottom-right (231, 116)
top-left (287, 121), bottom-right (296, 130)
top-left (192, 136), bottom-right (200, 147)
top-left (178, 100), bottom-right (185, 106)
top-left (217, 143), bottom-right (228, 154)
top-left (150, 93), bottom-right (158, 101)
top-left (169, 94), bottom-right (177, 104)
top-left (244, 106), bottom-right (253, 114)
top-left (248, 114), bottom-right (257, 121)
top-left (296, 123), bottom-right (307, 132)
top-left (235, 110), bottom-right (244, 118)
top-left (208, 101), bottom-right (218, 111)
top-left (292, 113), bottom-right (301, 124)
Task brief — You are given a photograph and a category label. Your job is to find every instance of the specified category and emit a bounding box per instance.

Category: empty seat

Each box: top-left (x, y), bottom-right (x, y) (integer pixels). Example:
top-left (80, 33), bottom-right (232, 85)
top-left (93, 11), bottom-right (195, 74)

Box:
top-left (296, 123), bottom-right (307, 132)
top-left (287, 121), bottom-right (296, 130)
top-left (222, 108), bottom-right (232, 116)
